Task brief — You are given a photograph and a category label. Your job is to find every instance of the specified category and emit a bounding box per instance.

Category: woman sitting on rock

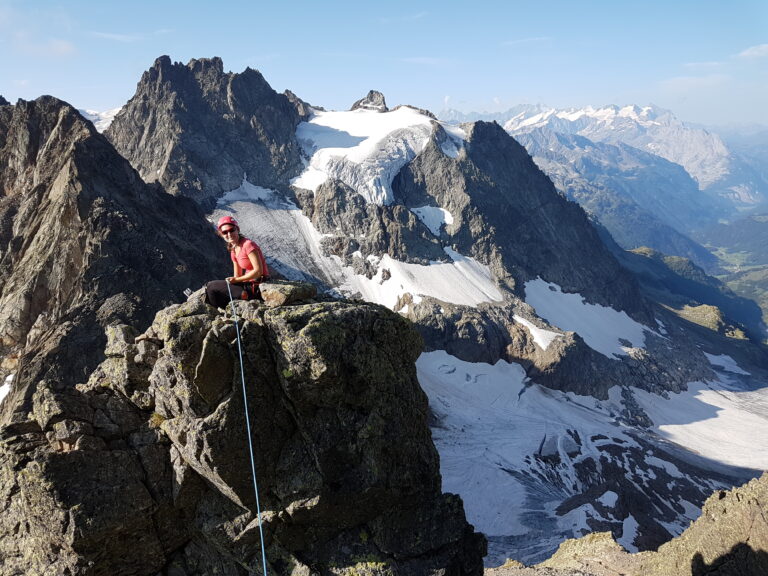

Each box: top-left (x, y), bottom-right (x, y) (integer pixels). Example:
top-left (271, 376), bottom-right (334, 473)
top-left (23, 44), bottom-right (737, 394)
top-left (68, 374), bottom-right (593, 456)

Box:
top-left (205, 216), bottom-right (269, 308)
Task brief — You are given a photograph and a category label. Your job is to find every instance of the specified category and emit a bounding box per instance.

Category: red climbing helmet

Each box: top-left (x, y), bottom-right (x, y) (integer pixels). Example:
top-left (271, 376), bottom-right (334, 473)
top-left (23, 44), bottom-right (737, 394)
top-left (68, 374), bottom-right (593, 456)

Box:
top-left (217, 215), bottom-right (239, 232)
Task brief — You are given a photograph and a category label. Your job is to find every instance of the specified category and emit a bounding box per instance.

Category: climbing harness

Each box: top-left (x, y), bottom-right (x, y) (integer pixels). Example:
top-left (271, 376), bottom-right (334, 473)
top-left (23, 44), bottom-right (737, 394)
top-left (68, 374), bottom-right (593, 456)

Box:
top-left (226, 279), bottom-right (269, 576)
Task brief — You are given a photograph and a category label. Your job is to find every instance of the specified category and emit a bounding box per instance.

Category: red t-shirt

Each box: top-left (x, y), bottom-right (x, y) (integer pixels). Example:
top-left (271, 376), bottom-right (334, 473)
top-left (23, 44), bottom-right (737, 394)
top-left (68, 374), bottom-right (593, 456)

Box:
top-left (231, 239), bottom-right (269, 278)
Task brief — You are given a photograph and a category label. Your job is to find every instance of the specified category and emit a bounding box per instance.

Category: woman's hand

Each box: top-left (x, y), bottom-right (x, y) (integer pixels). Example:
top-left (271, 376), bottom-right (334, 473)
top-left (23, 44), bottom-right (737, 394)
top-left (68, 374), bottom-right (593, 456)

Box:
top-left (226, 276), bottom-right (238, 283)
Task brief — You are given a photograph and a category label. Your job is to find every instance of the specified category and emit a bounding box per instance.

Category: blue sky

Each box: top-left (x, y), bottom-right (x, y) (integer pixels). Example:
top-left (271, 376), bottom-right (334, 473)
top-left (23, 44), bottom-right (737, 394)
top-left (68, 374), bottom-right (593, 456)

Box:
top-left (1, 0), bottom-right (767, 126)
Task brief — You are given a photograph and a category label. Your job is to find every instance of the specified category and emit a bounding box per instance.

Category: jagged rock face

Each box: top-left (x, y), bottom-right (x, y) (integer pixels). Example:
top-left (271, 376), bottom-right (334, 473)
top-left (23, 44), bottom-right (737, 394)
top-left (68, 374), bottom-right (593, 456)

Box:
top-left (291, 119), bottom-right (713, 398)
top-left (351, 90), bottom-right (388, 112)
top-left (393, 121), bottom-right (651, 321)
top-left (0, 297), bottom-right (486, 575)
top-left (0, 96), bottom-right (9, 106)
top-left (298, 179), bottom-right (446, 266)
top-left (0, 96), bottom-right (227, 425)
top-left (537, 472), bottom-right (768, 576)
top-left (106, 56), bottom-right (309, 205)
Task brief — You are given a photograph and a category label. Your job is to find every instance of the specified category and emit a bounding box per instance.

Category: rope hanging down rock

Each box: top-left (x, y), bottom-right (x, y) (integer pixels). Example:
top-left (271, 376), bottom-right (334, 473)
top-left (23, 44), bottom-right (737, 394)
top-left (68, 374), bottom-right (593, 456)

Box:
top-left (226, 280), bottom-right (269, 576)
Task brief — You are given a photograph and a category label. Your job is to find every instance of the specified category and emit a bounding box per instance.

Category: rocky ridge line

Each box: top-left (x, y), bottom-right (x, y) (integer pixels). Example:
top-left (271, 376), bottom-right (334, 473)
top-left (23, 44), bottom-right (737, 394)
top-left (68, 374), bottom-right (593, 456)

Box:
top-left (0, 96), bottom-right (227, 428)
top-left (106, 55), bottom-right (310, 206)
top-left (0, 294), bottom-right (486, 575)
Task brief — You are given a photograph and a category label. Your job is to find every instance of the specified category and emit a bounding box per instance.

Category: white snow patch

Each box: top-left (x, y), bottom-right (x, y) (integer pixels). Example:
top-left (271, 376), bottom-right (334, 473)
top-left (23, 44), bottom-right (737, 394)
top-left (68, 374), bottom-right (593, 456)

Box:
top-left (443, 123), bottom-right (468, 142)
top-left (679, 498), bottom-right (702, 519)
top-left (704, 353), bottom-right (751, 375)
top-left (219, 178), bottom-right (275, 203)
top-left (646, 456), bottom-right (684, 478)
top-left (597, 491), bottom-right (619, 507)
top-left (347, 248), bottom-right (502, 309)
top-left (524, 278), bottom-right (649, 358)
top-left (441, 139), bottom-right (461, 158)
top-left (411, 206), bottom-right (454, 236)
top-left (617, 515), bottom-right (639, 552)
top-left (0, 373), bottom-right (12, 403)
top-left (633, 379), bottom-right (768, 470)
top-left (79, 107), bottom-right (122, 132)
top-left (659, 498), bottom-right (702, 537)
top-left (513, 315), bottom-right (562, 351)
top-left (560, 503), bottom-right (599, 535)
top-left (293, 107), bottom-right (434, 205)
top-left (440, 124), bottom-right (467, 158)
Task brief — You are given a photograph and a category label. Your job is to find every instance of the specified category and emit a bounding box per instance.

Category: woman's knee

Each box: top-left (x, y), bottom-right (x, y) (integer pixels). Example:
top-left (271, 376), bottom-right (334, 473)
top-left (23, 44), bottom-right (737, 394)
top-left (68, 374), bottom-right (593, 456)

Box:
top-left (205, 280), bottom-right (228, 308)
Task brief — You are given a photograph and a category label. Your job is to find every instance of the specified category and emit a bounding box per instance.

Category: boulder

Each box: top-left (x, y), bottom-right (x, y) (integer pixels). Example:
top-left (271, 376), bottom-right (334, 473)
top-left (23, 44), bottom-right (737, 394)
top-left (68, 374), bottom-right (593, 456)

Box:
top-left (259, 280), bottom-right (317, 307)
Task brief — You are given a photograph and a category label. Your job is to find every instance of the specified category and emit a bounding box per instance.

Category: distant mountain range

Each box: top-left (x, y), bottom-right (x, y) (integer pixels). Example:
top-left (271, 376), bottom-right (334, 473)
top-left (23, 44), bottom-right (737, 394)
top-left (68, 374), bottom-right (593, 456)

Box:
top-left (440, 104), bottom-right (768, 281)
top-left (443, 104), bottom-right (768, 209)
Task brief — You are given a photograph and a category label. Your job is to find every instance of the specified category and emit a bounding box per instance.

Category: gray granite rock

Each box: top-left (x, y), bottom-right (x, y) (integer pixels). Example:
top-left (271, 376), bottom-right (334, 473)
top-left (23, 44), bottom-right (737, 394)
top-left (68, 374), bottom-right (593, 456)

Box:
top-left (106, 56), bottom-right (309, 205)
top-left (0, 298), bottom-right (486, 575)
top-left (0, 95), bottom-right (228, 430)
top-left (259, 280), bottom-right (317, 307)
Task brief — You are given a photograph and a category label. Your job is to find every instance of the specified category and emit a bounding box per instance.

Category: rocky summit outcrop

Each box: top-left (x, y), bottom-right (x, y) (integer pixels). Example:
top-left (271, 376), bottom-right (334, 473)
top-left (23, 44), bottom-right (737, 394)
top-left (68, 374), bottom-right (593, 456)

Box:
top-left (106, 56), bottom-right (309, 206)
top-left (0, 97), bottom-right (9, 107)
top-left (351, 91), bottom-right (388, 113)
top-left (0, 295), bottom-right (486, 575)
top-left (0, 96), bottom-right (227, 430)
top-left (527, 472), bottom-right (768, 576)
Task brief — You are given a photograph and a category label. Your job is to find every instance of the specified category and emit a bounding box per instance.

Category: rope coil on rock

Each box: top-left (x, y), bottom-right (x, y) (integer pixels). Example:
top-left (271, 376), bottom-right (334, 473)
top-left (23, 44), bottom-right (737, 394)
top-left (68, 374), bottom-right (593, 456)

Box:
top-left (227, 280), bottom-right (269, 576)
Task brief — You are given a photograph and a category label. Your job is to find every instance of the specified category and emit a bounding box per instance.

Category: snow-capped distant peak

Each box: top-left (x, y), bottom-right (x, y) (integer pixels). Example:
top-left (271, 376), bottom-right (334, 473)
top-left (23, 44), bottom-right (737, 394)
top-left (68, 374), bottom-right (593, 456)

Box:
top-left (503, 103), bottom-right (734, 190)
top-left (505, 103), bottom-right (666, 133)
top-left (79, 107), bottom-right (122, 132)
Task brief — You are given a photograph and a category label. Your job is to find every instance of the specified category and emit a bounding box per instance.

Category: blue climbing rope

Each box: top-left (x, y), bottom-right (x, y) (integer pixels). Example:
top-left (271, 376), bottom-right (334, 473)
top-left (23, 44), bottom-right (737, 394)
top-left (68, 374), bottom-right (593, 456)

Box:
top-left (226, 280), bottom-right (269, 576)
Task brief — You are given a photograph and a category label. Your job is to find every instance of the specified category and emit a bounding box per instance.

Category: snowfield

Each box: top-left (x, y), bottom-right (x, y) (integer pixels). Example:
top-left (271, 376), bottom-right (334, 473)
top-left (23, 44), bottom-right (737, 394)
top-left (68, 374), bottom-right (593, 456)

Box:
top-left (411, 205), bottom-right (454, 235)
top-left (524, 278), bottom-right (651, 357)
top-left (417, 349), bottom-right (768, 564)
top-left (293, 107), bottom-right (436, 205)
top-left (632, 377), bottom-right (768, 470)
top-left (512, 314), bottom-right (562, 351)
top-left (704, 352), bottom-right (751, 375)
